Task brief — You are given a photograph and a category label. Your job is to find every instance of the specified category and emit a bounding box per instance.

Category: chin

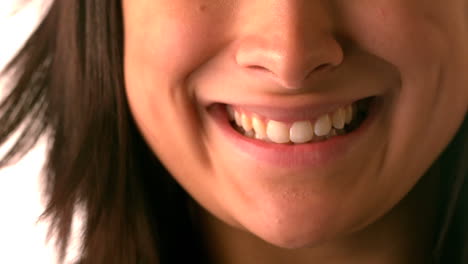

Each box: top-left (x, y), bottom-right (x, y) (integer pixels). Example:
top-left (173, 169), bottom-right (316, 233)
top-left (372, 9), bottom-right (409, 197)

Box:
top-left (238, 201), bottom-right (343, 249)
top-left (253, 222), bottom-right (334, 250)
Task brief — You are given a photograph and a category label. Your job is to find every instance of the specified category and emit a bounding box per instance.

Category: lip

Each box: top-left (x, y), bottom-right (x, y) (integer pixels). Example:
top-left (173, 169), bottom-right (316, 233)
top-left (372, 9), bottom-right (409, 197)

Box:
top-left (230, 101), bottom-right (353, 123)
top-left (208, 97), bottom-right (383, 169)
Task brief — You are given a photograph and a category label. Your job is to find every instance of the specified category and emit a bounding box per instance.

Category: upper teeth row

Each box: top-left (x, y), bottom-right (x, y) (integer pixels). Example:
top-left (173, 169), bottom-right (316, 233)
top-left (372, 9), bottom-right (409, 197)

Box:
top-left (227, 104), bottom-right (355, 144)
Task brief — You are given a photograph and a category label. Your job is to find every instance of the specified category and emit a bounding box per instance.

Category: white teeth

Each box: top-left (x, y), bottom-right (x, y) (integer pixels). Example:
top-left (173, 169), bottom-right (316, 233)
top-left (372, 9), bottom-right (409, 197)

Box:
top-left (234, 111), bottom-right (242, 127)
top-left (290, 121), bottom-right (314, 144)
top-left (332, 108), bottom-right (345, 129)
top-left (252, 116), bottom-right (267, 140)
top-left (314, 114), bottom-right (332, 137)
top-left (266, 120), bottom-right (290, 143)
top-left (230, 102), bottom-right (359, 144)
top-left (345, 105), bottom-right (354, 125)
top-left (241, 113), bottom-right (253, 132)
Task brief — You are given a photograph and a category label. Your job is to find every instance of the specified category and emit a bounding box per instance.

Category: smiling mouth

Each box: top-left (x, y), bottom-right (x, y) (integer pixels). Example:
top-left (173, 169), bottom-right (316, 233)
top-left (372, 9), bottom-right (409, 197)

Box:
top-left (227, 97), bottom-right (374, 144)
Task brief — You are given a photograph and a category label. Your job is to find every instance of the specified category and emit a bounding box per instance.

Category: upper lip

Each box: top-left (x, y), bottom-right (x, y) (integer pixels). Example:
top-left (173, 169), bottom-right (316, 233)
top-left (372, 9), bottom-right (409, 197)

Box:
top-left (229, 101), bottom-right (355, 122)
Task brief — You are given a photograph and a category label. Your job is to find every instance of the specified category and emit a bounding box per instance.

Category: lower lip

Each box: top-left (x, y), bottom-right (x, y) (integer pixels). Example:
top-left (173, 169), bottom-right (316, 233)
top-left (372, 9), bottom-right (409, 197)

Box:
top-left (209, 99), bottom-right (382, 169)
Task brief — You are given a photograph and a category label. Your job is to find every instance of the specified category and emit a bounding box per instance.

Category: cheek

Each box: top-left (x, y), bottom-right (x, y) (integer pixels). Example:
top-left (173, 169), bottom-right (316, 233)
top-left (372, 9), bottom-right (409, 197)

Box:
top-left (122, 1), bottom-right (237, 169)
top-left (348, 2), bottom-right (468, 184)
top-left (337, 0), bottom-right (467, 186)
top-left (122, 2), bottom-right (233, 207)
top-left (123, 1), bottom-right (234, 84)
top-left (343, 2), bottom-right (447, 68)
top-left (125, 23), bottom-right (206, 84)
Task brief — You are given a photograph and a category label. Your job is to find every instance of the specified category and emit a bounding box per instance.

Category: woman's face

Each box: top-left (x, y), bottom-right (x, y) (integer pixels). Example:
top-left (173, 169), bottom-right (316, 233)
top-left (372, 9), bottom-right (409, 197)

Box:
top-left (123, 0), bottom-right (468, 247)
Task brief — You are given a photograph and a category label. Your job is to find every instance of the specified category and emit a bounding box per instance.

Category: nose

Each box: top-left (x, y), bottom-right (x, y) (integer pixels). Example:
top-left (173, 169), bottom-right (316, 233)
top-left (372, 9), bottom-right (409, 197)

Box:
top-left (235, 1), bottom-right (344, 90)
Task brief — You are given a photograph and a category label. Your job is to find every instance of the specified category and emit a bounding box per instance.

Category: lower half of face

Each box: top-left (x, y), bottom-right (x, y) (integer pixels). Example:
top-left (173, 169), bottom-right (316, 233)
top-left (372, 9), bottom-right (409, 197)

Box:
top-left (123, 0), bottom-right (468, 249)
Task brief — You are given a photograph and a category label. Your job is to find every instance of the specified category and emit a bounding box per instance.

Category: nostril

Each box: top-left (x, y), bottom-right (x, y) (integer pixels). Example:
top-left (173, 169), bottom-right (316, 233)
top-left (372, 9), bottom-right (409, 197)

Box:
top-left (247, 65), bottom-right (268, 72)
top-left (235, 34), bottom-right (344, 89)
top-left (245, 65), bottom-right (279, 80)
top-left (302, 63), bottom-right (333, 82)
top-left (314, 63), bottom-right (331, 72)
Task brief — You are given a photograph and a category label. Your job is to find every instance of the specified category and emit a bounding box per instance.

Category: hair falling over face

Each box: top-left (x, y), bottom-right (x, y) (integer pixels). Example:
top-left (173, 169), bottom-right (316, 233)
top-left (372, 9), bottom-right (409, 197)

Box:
top-left (1, 1), bottom-right (204, 263)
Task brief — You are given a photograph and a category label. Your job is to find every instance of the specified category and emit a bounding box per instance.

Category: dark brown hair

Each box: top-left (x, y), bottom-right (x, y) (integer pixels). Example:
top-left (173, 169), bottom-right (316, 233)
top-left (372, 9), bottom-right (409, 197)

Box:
top-left (0, 1), bottom-right (466, 263)
top-left (1, 1), bottom-right (207, 263)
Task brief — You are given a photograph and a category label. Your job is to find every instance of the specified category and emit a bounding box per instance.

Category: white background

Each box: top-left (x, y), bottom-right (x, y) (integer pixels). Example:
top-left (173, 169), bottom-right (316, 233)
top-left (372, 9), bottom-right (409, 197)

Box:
top-left (0, 1), bottom-right (80, 263)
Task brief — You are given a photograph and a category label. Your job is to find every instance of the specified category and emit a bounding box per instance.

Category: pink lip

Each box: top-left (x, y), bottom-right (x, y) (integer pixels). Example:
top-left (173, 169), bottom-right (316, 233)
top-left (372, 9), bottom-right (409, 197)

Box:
top-left (209, 98), bottom-right (382, 169)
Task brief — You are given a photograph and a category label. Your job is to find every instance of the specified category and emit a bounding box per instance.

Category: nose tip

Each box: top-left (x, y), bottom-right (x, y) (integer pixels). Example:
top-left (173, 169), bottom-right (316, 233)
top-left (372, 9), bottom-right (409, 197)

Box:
top-left (235, 33), bottom-right (344, 89)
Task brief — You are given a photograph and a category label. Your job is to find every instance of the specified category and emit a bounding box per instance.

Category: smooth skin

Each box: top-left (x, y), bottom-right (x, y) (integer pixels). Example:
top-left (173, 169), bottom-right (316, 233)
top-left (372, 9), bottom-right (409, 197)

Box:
top-left (123, 1), bottom-right (468, 263)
